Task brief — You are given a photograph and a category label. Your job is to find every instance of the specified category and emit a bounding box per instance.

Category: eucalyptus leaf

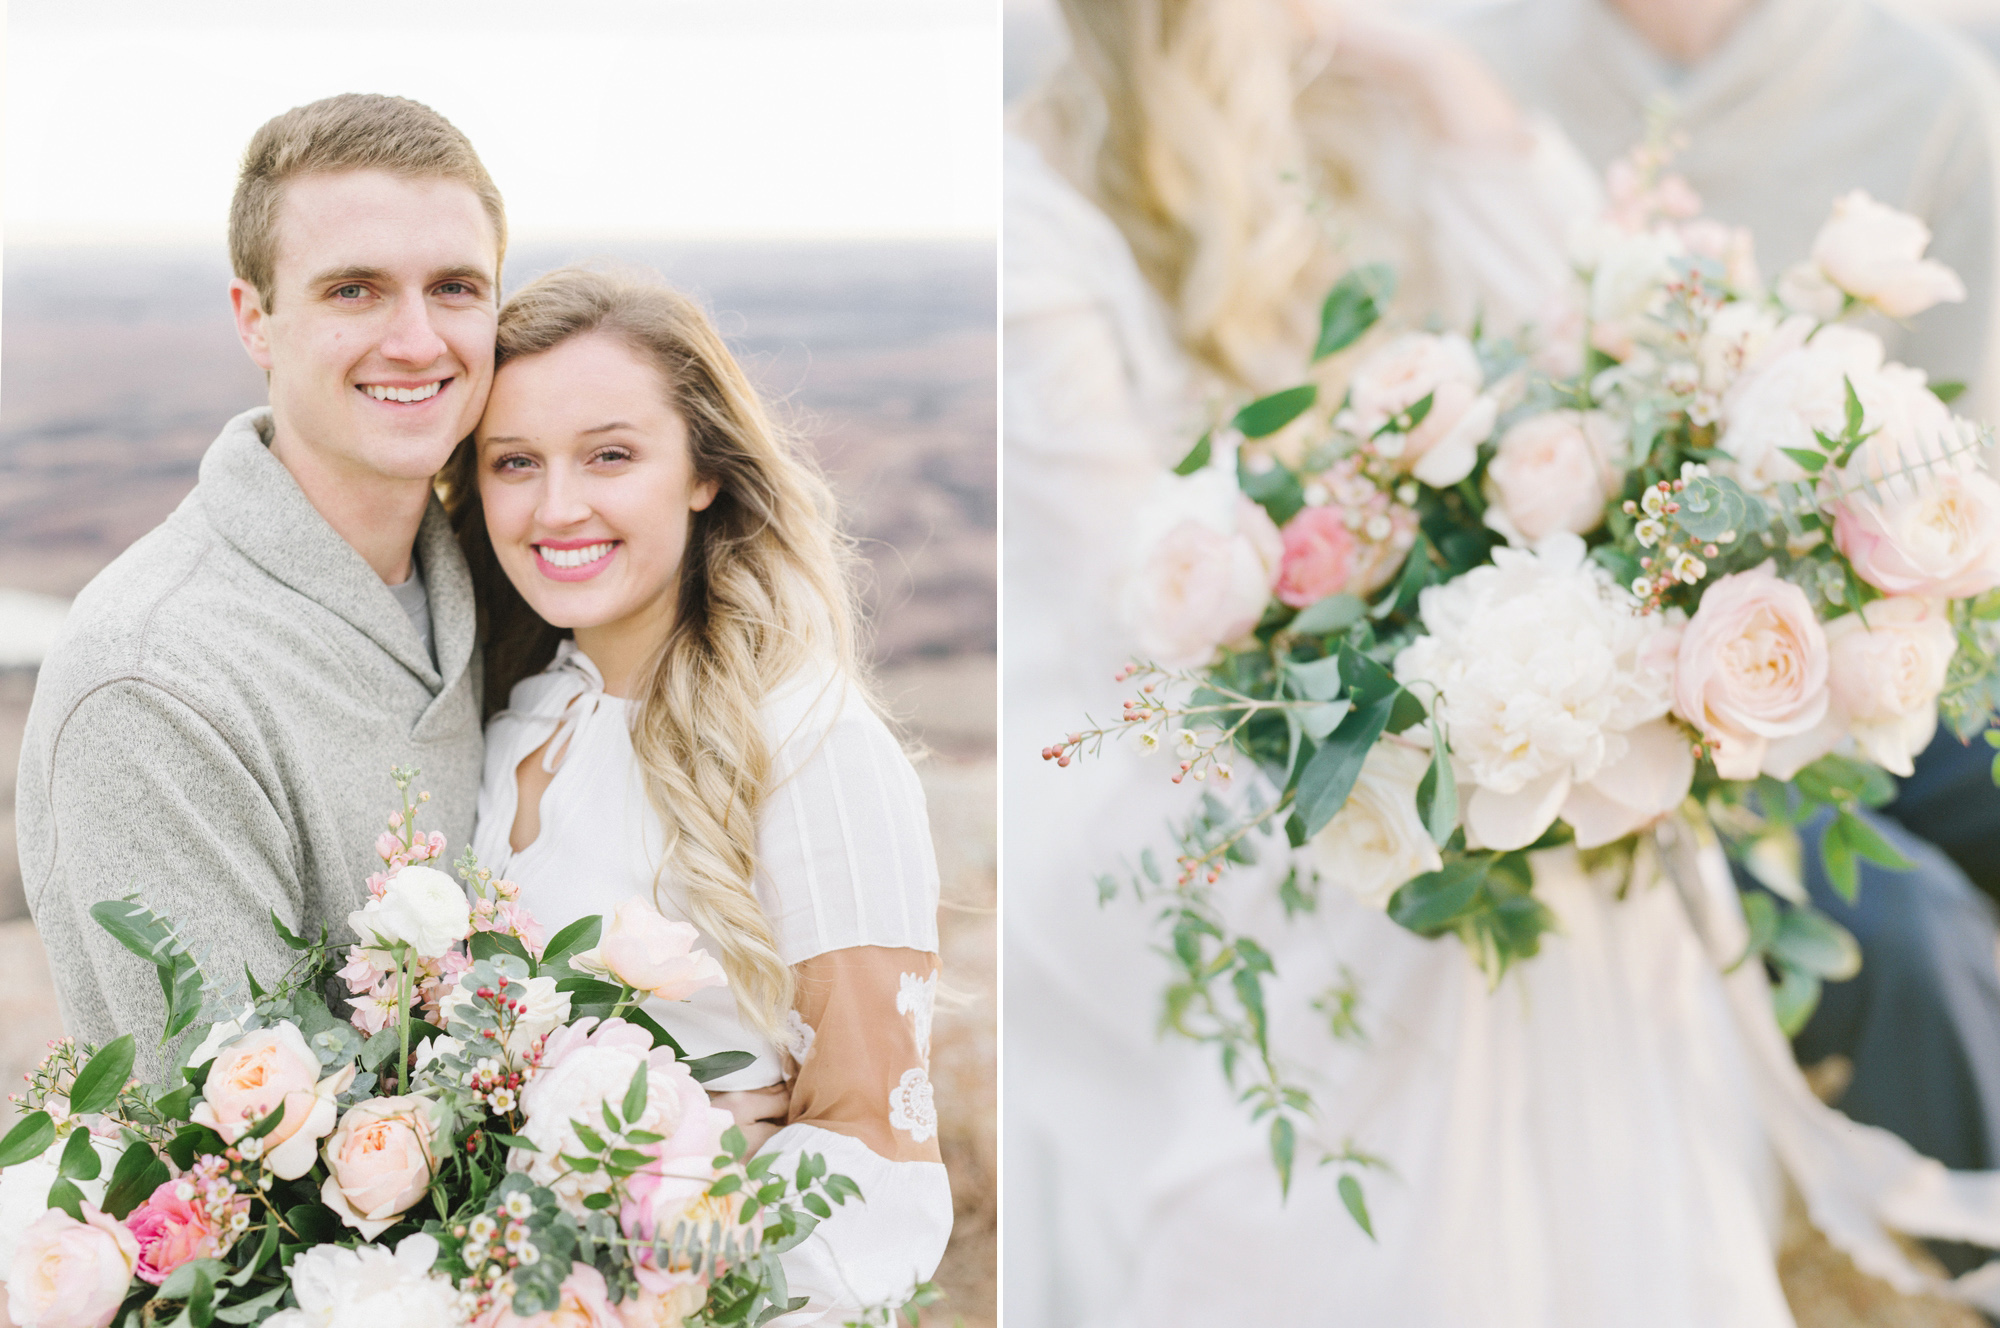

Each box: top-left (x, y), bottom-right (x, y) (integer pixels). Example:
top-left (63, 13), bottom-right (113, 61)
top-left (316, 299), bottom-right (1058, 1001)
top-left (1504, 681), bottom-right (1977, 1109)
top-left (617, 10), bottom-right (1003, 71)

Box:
top-left (1298, 701), bottom-right (1351, 741)
top-left (1290, 593), bottom-right (1366, 636)
top-left (67, 1033), bottom-right (136, 1117)
top-left (1338, 1173), bottom-right (1376, 1239)
top-left (1172, 432), bottom-right (1212, 476)
top-left (1285, 656), bottom-right (1348, 702)
top-left (0, 1111), bottom-right (55, 1168)
top-left (1292, 694), bottom-right (1395, 838)
top-left (1315, 263), bottom-right (1394, 360)
top-left (1231, 385), bottom-right (1317, 439)
top-left (1387, 858), bottom-right (1489, 935)
top-left (1769, 908), bottom-right (1862, 981)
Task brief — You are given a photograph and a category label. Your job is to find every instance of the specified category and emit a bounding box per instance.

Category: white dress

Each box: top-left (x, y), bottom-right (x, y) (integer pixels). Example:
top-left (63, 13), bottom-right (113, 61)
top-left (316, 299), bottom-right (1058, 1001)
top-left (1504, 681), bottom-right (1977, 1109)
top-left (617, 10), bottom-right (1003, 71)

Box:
top-left (473, 641), bottom-right (953, 1326)
top-left (1003, 129), bottom-right (2000, 1327)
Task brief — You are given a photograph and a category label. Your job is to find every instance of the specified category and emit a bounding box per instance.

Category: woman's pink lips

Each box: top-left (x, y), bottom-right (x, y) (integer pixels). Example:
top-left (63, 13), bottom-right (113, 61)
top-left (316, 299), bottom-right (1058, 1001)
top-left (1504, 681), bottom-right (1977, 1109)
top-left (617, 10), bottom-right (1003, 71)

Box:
top-left (534, 541), bottom-right (620, 582)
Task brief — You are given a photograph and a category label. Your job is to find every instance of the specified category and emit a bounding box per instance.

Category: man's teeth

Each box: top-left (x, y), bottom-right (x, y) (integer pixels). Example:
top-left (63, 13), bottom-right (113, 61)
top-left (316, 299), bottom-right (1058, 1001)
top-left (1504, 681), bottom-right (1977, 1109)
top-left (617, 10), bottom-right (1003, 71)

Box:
top-left (538, 543), bottom-right (616, 569)
top-left (362, 381), bottom-right (443, 403)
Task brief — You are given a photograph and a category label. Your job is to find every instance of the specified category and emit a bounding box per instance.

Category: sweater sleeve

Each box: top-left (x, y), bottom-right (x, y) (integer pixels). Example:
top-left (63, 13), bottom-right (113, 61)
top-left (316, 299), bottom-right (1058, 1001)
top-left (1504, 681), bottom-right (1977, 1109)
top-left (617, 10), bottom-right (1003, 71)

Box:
top-left (26, 678), bottom-right (309, 1082)
top-left (754, 946), bottom-right (952, 1327)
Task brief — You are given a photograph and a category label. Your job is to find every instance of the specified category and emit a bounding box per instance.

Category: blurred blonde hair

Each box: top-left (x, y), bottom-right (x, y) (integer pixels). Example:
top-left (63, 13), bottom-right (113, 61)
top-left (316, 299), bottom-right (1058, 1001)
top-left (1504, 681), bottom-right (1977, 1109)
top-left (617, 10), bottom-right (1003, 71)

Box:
top-left (231, 93), bottom-right (507, 310)
top-left (1021, 0), bottom-right (1427, 390)
top-left (444, 267), bottom-right (868, 1039)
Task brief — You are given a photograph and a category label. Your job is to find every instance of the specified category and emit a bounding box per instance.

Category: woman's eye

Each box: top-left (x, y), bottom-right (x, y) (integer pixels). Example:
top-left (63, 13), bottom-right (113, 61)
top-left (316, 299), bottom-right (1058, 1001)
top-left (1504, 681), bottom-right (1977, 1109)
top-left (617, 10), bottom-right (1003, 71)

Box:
top-left (491, 455), bottom-right (534, 473)
top-left (593, 448), bottom-right (634, 465)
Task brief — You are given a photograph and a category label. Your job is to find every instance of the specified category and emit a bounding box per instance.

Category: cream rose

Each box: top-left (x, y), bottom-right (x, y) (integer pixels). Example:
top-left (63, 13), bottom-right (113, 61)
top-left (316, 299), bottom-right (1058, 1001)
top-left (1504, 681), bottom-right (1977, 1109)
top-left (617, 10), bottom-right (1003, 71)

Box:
top-left (1717, 323), bottom-right (1879, 493)
top-left (1809, 190), bottom-right (1967, 318)
top-left (1483, 410), bottom-right (1623, 546)
top-left (190, 1022), bottom-right (351, 1180)
top-left (1673, 565), bottom-right (1831, 779)
top-left (1823, 596), bottom-right (1956, 776)
top-left (1121, 468), bottom-right (1283, 668)
top-left (1346, 332), bottom-right (1497, 488)
top-left (1306, 741), bottom-right (1443, 909)
top-left (1833, 464), bottom-right (2000, 600)
top-left (319, 1096), bottom-right (442, 1240)
top-left (6, 1204), bottom-right (139, 1328)
top-left (572, 900), bottom-right (727, 1003)
top-left (348, 864), bottom-right (472, 958)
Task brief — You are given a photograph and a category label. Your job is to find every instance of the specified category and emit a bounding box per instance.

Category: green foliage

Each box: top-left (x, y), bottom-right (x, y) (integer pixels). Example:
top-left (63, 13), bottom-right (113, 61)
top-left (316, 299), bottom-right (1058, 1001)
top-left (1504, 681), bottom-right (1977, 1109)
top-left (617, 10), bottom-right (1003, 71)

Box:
top-left (67, 1034), bottom-right (135, 1116)
top-left (1173, 432), bottom-right (1213, 476)
top-left (1236, 449), bottom-right (1307, 526)
top-left (1315, 263), bottom-right (1394, 360)
top-left (0, 1111), bottom-right (54, 1168)
top-left (1232, 385), bottom-right (1318, 439)
top-left (90, 896), bottom-right (209, 1044)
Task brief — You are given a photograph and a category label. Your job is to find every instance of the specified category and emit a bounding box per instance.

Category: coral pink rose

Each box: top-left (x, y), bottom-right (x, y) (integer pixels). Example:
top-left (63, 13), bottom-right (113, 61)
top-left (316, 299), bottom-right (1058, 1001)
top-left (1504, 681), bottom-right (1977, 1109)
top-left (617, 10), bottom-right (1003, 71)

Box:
top-left (1483, 410), bottom-right (1623, 545)
top-left (7, 1204), bottom-right (139, 1328)
top-left (1810, 191), bottom-right (1966, 319)
top-left (1833, 465), bottom-right (2000, 600)
top-left (1673, 565), bottom-right (1830, 779)
top-left (1823, 596), bottom-right (1956, 776)
top-left (1273, 507), bottom-right (1359, 608)
top-left (574, 899), bottom-right (727, 1003)
top-left (190, 1022), bottom-right (351, 1180)
top-left (1346, 332), bottom-right (1497, 487)
top-left (480, 1260), bottom-right (622, 1328)
top-left (320, 1096), bottom-right (441, 1240)
top-left (126, 1178), bottom-right (248, 1286)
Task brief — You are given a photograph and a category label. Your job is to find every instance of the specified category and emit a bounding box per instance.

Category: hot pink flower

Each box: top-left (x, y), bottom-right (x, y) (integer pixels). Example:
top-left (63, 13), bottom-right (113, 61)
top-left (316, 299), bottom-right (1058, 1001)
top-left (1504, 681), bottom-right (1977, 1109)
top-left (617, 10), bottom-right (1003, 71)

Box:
top-left (1273, 507), bottom-right (1358, 609)
top-left (125, 1179), bottom-right (245, 1286)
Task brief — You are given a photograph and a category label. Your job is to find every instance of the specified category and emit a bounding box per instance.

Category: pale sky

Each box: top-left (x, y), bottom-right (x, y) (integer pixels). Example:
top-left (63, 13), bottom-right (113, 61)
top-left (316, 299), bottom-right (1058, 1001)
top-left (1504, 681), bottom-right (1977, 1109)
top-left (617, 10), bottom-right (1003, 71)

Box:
top-left (4, 0), bottom-right (998, 244)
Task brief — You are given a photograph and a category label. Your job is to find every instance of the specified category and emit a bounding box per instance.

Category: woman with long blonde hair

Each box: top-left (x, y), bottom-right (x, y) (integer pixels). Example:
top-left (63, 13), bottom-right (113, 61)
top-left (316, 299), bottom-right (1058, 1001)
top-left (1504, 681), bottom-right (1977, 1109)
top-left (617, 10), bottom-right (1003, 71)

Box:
top-left (448, 266), bottom-right (950, 1322)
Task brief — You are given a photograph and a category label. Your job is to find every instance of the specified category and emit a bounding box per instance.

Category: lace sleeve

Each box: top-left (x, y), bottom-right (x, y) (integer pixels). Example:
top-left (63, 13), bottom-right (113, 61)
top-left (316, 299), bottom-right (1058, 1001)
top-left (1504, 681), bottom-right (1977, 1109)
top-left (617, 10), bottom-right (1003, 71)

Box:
top-left (785, 946), bottom-right (943, 1164)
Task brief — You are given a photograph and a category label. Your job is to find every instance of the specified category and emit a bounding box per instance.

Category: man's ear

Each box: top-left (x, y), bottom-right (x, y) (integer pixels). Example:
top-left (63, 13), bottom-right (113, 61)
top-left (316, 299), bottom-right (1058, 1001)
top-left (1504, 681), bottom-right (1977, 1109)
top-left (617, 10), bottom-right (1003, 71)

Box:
top-left (229, 278), bottom-right (275, 372)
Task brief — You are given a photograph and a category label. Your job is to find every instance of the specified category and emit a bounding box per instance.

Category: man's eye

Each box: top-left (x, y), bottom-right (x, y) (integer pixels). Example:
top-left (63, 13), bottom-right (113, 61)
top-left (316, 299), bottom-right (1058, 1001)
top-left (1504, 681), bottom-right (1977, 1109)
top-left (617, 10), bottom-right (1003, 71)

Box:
top-left (438, 281), bottom-right (472, 296)
top-left (335, 284), bottom-right (367, 300)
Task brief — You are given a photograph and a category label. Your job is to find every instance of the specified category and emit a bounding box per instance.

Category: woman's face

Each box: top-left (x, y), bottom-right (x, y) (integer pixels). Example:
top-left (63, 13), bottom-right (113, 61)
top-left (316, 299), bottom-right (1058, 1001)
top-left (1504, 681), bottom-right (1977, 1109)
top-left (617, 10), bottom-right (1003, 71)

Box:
top-left (475, 332), bottom-right (719, 644)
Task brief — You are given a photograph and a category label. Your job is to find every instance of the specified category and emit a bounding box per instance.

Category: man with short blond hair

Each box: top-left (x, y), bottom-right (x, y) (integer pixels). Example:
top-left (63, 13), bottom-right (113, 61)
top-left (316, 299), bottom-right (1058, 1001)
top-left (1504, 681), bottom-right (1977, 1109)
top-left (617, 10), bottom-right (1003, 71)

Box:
top-left (17, 92), bottom-right (502, 1075)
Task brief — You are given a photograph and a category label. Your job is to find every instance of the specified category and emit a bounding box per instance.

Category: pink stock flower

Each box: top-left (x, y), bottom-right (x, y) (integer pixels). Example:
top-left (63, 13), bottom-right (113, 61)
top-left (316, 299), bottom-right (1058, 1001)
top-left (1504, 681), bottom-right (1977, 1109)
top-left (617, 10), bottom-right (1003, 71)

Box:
top-left (480, 1261), bottom-right (622, 1327)
top-left (126, 1179), bottom-right (245, 1286)
top-left (337, 949), bottom-right (389, 996)
top-left (366, 871), bottom-right (391, 899)
top-left (1273, 507), bottom-right (1358, 608)
top-left (349, 981), bottom-right (399, 1036)
top-left (491, 901), bottom-right (548, 955)
top-left (376, 831), bottom-right (404, 861)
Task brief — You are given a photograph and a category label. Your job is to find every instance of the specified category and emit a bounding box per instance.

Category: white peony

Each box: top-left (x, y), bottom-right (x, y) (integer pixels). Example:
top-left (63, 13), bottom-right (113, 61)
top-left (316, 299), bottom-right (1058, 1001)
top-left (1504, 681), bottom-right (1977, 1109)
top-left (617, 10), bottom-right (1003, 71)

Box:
top-left (1307, 741), bottom-right (1443, 909)
top-left (1809, 190), bottom-right (1966, 318)
top-left (1393, 534), bottom-right (1688, 851)
top-left (264, 1232), bottom-right (464, 1328)
top-left (1121, 466), bottom-right (1282, 668)
top-left (348, 865), bottom-right (471, 958)
top-left (438, 973), bottom-right (571, 1056)
top-left (1718, 323), bottom-right (1901, 493)
top-left (513, 1035), bottom-right (691, 1215)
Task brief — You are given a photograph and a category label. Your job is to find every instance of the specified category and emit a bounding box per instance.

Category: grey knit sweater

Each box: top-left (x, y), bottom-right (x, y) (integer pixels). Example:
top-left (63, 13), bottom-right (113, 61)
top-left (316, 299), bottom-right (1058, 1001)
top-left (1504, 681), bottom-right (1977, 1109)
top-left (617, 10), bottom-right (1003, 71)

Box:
top-left (16, 408), bottom-right (484, 1078)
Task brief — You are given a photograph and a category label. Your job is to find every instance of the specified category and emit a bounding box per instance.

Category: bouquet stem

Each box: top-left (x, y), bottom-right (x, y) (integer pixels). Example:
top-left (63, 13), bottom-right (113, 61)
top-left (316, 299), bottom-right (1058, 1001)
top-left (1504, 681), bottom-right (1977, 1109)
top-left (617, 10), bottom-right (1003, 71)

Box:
top-left (397, 943), bottom-right (413, 1093)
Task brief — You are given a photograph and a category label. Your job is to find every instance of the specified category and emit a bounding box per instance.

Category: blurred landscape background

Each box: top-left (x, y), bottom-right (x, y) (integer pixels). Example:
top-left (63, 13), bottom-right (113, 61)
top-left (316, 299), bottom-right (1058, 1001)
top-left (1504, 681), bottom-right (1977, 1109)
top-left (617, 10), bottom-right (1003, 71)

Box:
top-left (0, 237), bottom-right (996, 1324)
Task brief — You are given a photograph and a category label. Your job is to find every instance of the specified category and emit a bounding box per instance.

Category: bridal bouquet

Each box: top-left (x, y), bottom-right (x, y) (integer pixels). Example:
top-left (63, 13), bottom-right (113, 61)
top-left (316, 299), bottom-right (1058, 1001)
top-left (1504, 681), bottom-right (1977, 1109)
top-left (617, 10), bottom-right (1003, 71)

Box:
top-left (1046, 140), bottom-right (2000, 1199)
top-left (0, 769), bottom-right (883, 1328)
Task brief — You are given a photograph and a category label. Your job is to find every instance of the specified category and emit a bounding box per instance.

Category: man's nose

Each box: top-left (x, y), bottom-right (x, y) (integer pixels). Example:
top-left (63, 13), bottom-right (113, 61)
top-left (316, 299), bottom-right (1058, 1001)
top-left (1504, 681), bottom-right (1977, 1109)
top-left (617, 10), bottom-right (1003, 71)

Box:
top-left (379, 293), bottom-right (449, 366)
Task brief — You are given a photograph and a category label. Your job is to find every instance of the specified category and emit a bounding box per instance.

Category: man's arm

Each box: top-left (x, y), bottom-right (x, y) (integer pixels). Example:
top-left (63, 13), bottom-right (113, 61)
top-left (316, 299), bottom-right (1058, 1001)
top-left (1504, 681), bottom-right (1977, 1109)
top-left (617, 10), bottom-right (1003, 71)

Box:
top-left (26, 678), bottom-right (308, 1081)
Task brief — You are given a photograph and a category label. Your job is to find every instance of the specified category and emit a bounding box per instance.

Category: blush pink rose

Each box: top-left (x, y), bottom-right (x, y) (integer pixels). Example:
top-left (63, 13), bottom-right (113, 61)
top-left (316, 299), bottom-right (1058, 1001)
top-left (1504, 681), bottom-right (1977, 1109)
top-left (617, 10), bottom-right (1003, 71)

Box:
top-left (1811, 190), bottom-right (1966, 318)
top-left (1346, 332), bottom-right (1497, 488)
top-left (574, 899), bottom-right (727, 1003)
top-left (7, 1204), bottom-right (139, 1328)
top-left (1673, 565), bottom-right (1831, 780)
top-left (190, 1023), bottom-right (350, 1180)
top-left (1123, 480), bottom-right (1284, 668)
top-left (617, 1277), bottom-right (708, 1328)
top-left (1273, 507), bottom-right (1359, 608)
top-left (1483, 410), bottom-right (1623, 545)
top-left (1823, 596), bottom-right (1956, 776)
top-left (1834, 466), bottom-right (2000, 600)
top-left (480, 1261), bottom-right (623, 1328)
top-left (319, 1096), bottom-right (441, 1240)
top-left (125, 1178), bottom-right (246, 1286)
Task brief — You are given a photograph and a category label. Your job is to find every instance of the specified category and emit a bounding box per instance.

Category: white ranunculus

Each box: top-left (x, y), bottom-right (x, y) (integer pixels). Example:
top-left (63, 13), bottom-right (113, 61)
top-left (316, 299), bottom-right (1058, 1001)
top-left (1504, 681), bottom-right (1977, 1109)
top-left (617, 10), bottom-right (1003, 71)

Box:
top-left (184, 1004), bottom-right (257, 1070)
top-left (0, 1140), bottom-right (113, 1272)
top-left (438, 973), bottom-right (570, 1056)
top-left (1307, 741), bottom-right (1443, 909)
top-left (1718, 323), bottom-right (1886, 493)
top-left (1393, 535), bottom-right (1685, 851)
top-left (348, 865), bottom-right (471, 958)
top-left (1696, 303), bottom-right (1792, 396)
top-left (1120, 467), bottom-right (1282, 668)
top-left (1810, 190), bottom-right (1967, 318)
top-left (263, 1232), bottom-right (464, 1328)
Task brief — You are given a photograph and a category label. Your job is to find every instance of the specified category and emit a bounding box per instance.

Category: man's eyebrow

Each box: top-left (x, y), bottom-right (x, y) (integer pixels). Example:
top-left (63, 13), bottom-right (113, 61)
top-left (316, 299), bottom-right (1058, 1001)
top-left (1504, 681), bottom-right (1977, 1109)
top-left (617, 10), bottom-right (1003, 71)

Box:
top-left (430, 264), bottom-right (495, 286)
top-left (303, 263), bottom-right (495, 289)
